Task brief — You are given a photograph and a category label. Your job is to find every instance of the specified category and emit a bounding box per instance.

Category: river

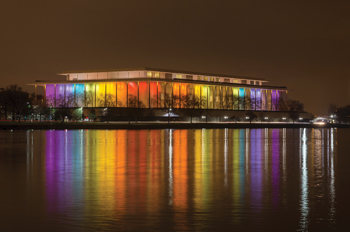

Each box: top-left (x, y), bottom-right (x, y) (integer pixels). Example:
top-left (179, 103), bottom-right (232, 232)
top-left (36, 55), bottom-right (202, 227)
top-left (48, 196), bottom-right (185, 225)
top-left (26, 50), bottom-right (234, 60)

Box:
top-left (0, 128), bottom-right (349, 231)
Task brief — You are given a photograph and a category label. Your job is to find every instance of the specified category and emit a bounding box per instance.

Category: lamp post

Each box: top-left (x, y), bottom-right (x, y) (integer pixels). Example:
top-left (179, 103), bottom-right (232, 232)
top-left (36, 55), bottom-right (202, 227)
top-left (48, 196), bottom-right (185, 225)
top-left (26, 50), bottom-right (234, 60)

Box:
top-left (50, 106), bottom-right (52, 122)
top-left (81, 107), bottom-right (83, 122)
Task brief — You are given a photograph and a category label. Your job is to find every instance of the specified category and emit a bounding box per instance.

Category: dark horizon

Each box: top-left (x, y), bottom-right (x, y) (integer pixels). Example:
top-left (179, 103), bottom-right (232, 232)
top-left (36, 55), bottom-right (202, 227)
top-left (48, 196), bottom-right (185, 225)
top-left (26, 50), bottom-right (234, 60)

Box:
top-left (1, 1), bottom-right (349, 115)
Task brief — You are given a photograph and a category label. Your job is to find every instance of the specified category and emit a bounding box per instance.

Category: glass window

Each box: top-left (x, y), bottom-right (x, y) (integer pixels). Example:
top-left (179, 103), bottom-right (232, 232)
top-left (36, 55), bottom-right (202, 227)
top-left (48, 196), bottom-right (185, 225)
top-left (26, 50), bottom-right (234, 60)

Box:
top-left (165, 73), bottom-right (172, 79)
top-left (147, 72), bottom-right (153, 77)
top-left (154, 72), bottom-right (160, 78)
top-left (176, 74), bottom-right (182, 79)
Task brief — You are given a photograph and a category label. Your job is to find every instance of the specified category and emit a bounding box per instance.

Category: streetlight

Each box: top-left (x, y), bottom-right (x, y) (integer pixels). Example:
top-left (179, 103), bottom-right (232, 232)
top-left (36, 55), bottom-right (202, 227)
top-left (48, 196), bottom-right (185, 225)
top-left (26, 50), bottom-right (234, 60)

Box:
top-left (81, 107), bottom-right (83, 122)
top-left (50, 105), bottom-right (52, 121)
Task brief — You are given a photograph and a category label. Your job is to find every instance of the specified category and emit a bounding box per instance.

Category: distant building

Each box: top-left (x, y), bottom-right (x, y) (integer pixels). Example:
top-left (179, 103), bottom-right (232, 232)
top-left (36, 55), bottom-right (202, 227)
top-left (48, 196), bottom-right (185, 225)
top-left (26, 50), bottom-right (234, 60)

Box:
top-left (29, 67), bottom-right (288, 112)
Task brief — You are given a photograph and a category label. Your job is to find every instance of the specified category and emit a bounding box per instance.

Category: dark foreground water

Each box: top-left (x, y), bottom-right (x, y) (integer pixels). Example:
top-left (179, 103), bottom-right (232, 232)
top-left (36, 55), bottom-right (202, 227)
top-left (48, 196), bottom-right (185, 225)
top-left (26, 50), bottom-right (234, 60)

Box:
top-left (0, 128), bottom-right (350, 231)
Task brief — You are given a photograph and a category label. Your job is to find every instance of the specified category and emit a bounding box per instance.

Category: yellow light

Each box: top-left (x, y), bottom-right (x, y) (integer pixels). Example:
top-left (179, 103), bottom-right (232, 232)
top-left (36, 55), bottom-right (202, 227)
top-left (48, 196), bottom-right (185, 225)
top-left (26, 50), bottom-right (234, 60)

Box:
top-left (313, 122), bottom-right (325, 125)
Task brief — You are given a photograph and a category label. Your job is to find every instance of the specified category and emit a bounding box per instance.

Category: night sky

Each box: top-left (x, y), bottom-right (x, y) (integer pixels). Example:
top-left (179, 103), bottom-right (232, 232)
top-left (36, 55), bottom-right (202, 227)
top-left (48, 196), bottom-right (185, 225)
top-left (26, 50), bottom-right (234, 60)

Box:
top-left (1, 1), bottom-right (349, 115)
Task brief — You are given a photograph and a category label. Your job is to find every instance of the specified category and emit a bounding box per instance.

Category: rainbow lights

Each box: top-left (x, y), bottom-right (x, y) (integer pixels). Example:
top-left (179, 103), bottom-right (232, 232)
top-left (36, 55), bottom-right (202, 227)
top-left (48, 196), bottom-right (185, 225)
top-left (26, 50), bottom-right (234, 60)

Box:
top-left (44, 81), bottom-right (286, 111)
top-left (41, 128), bottom-right (337, 230)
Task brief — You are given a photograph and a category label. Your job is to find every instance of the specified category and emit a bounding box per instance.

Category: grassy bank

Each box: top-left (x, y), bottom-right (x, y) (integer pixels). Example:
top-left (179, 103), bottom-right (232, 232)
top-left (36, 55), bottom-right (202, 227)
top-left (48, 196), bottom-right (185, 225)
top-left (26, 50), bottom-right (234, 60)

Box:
top-left (0, 121), bottom-right (347, 130)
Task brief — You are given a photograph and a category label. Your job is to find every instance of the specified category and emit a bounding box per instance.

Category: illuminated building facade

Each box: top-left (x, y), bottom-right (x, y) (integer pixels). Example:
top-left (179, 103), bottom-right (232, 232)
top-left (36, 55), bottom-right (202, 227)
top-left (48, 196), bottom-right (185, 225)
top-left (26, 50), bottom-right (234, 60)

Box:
top-left (30, 68), bottom-right (288, 111)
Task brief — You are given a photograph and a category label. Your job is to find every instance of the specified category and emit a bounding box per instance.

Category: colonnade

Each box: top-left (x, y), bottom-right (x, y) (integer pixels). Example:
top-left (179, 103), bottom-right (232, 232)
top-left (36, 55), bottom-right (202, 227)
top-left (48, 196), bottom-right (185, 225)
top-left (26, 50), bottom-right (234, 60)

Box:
top-left (42, 81), bottom-right (287, 111)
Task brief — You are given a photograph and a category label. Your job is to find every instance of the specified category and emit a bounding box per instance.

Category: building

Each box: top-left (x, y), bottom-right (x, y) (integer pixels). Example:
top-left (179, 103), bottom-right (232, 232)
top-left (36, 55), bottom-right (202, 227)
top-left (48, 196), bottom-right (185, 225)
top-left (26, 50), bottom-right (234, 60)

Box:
top-left (30, 67), bottom-right (287, 110)
top-left (28, 68), bottom-right (305, 121)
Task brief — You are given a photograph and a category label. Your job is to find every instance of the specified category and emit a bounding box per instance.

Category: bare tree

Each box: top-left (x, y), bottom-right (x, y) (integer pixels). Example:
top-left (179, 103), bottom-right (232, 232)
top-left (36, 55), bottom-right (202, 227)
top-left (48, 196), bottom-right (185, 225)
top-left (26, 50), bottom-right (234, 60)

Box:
top-left (240, 96), bottom-right (251, 110)
top-left (278, 98), bottom-right (289, 111)
top-left (172, 95), bottom-right (181, 109)
top-left (163, 94), bottom-right (173, 124)
top-left (45, 93), bottom-right (54, 108)
top-left (56, 94), bottom-right (77, 108)
top-left (117, 101), bottom-right (124, 107)
top-left (222, 95), bottom-right (233, 110)
top-left (32, 105), bottom-right (50, 122)
top-left (0, 84), bottom-right (30, 122)
top-left (246, 111), bottom-right (257, 123)
top-left (287, 99), bottom-right (304, 123)
top-left (328, 103), bottom-right (337, 115)
top-left (232, 95), bottom-right (240, 110)
top-left (335, 105), bottom-right (350, 124)
top-left (249, 98), bottom-right (258, 111)
top-left (98, 93), bottom-right (117, 107)
top-left (84, 91), bottom-right (94, 107)
top-left (150, 95), bottom-right (158, 108)
top-left (127, 94), bottom-right (146, 124)
top-left (161, 94), bottom-right (181, 123)
top-left (180, 94), bottom-right (206, 123)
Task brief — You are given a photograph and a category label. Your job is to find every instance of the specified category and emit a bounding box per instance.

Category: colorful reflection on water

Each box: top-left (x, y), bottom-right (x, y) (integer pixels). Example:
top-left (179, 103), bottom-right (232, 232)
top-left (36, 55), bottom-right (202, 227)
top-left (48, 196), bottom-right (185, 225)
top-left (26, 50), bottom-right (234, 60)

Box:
top-left (0, 128), bottom-right (341, 231)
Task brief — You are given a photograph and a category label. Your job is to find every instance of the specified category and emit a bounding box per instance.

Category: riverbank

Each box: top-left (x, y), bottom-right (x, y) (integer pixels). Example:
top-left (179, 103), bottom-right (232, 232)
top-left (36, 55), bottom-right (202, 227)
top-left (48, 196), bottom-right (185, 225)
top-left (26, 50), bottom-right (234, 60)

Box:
top-left (0, 121), bottom-right (348, 130)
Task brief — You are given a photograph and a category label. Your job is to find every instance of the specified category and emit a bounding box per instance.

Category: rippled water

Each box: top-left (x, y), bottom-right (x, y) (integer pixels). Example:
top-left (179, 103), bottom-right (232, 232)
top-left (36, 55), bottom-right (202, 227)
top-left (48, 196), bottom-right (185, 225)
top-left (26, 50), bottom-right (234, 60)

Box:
top-left (0, 128), bottom-right (349, 231)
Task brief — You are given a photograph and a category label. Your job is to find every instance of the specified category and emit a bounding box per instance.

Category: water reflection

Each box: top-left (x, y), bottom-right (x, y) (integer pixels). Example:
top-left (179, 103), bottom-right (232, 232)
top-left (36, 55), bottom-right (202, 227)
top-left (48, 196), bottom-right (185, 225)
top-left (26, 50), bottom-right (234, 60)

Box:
top-left (15, 128), bottom-right (339, 230)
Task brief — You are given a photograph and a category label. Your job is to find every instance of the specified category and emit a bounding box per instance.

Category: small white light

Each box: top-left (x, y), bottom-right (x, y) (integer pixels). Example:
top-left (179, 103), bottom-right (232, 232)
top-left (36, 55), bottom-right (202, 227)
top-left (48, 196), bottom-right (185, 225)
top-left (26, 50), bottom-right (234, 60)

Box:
top-left (224, 116), bottom-right (228, 119)
top-left (170, 108), bottom-right (172, 111)
top-left (246, 117), bottom-right (249, 119)
top-left (282, 117), bottom-right (286, 120)
top-left (299, 118), bottom-right (303, 120)
top-left (202, 116), bottom-right (206, 119)
top-left (330, 115), bottom-right (334, 118)
top-left (264, 117), bottom-right (268, 120)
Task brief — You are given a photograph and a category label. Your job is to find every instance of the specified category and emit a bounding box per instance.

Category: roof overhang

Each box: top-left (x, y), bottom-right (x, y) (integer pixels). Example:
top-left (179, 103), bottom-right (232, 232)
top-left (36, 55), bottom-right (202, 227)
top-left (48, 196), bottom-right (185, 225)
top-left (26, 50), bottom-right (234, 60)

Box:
top-left (28, 78), bottom-right (287, 90)
top-left (57, 67), bottom-right (268, 82)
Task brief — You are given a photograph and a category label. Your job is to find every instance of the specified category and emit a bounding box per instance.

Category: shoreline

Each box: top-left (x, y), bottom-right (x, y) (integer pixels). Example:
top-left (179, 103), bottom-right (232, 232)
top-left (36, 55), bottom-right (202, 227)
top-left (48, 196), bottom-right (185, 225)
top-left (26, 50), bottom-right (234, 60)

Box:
top-left (0, 121), bottom-right (347, 130)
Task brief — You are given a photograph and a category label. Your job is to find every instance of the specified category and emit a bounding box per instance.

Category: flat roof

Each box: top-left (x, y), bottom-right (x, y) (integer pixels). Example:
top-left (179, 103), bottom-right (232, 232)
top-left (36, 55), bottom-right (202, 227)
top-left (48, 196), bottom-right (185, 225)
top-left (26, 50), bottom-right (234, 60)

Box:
top-left (58, 67), bottom-right (267, 81)
top-left (28, 78), bottom-right (287, 90)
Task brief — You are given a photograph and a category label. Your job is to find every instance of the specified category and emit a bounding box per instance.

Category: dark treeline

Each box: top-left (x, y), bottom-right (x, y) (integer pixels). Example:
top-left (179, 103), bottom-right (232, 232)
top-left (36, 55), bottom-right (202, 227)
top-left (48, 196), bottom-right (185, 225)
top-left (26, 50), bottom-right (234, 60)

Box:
top-left (0, 85), bottom-right (33, 122)
top-left (328, 103), bottom-right (350, 124)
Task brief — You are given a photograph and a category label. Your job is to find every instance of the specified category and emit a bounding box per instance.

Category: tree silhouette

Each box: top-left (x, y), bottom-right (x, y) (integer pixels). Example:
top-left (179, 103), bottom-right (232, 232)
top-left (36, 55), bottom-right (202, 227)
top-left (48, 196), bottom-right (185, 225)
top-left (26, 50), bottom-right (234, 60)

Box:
top-left (287, 99), bottom-right (304, 123)
top-left (335, 105), bottom-right (350, 124)
top-left (56, 93), bottom-right (78, 108)
top-left (127, 94), bottom-right (146, 124)
top-left (328, 103), bottom-right (337, 116)
top-left (84, 91), bottom-right (95, 107)
top-left (278, 98), bottom-right (289, 111)
top-left (179, 94), bottom-right (206, 123)
top-left (245, 111), bottom-right (257, 123)
top-left (222, 94), bottom-right (233, 110)
top-left (0, 84), bottom-right (30, 122)
top-left (163, 94), bottom-right (174, 123)
top-left (98, 93), bottom-right (117, 107)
